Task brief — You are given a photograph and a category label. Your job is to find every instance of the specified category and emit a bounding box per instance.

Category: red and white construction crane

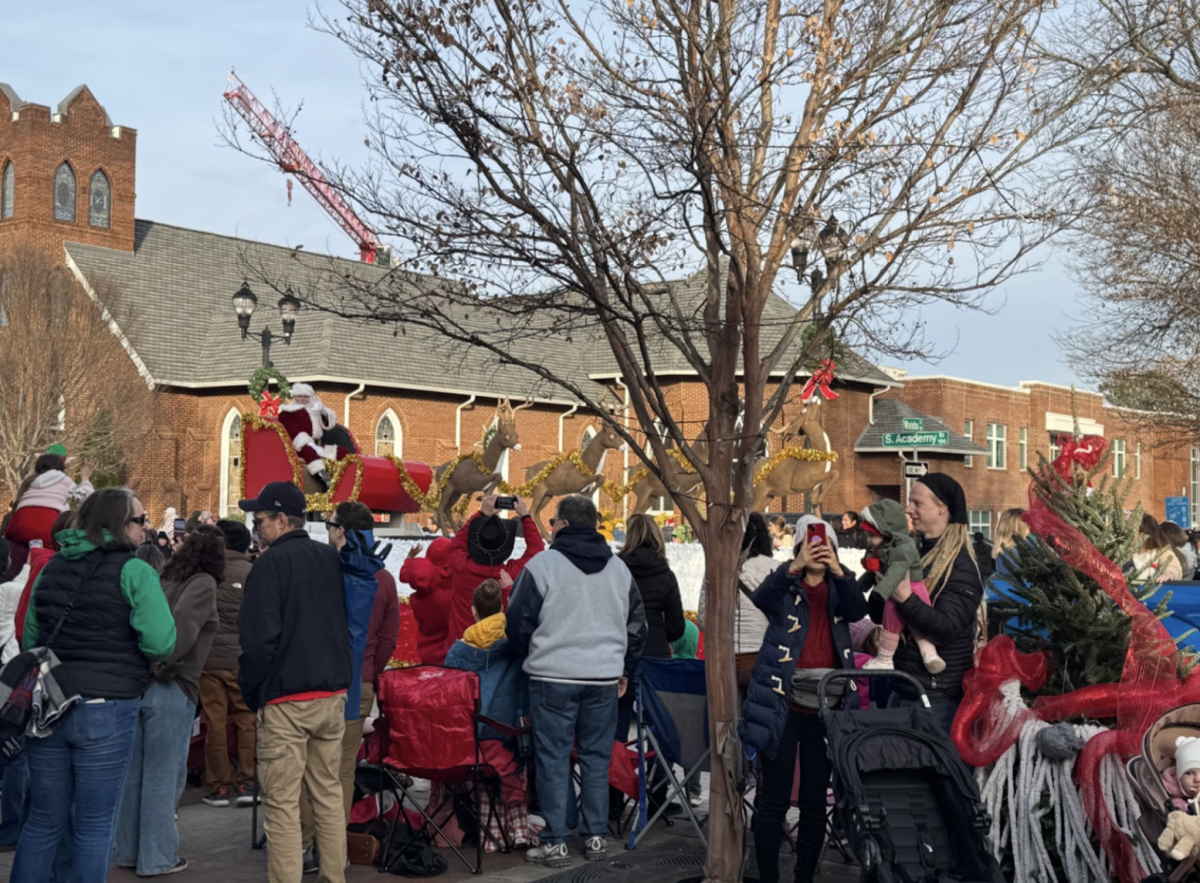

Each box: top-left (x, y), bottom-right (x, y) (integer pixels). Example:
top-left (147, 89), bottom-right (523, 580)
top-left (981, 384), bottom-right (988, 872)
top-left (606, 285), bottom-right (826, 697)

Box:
top-left (223, 71), bottom-right (389, 265)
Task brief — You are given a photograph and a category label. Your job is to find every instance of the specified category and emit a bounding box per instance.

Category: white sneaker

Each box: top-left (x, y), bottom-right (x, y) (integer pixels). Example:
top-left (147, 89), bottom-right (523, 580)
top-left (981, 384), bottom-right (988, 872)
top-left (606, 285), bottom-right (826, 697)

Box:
top-left (584, 835), bottom-right (607, 862)
top-left (922, 653), bottom-right (947, 675)
top-left (526, 842), bottom-right (571, 867)
top-left (862, 656), bottom-right (894, 671)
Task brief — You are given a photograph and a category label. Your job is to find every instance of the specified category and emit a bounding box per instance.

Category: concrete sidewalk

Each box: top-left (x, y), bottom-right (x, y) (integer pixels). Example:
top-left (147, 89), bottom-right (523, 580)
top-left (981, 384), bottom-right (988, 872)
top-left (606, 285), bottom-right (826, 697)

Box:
top-left (0, 778), bottom-right (859, 882)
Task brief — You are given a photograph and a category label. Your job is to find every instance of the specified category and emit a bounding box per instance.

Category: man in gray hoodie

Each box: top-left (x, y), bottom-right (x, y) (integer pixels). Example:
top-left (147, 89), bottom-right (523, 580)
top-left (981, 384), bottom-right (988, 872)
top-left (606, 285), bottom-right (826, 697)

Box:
top-left (507, 495), bottom-right (647, 867)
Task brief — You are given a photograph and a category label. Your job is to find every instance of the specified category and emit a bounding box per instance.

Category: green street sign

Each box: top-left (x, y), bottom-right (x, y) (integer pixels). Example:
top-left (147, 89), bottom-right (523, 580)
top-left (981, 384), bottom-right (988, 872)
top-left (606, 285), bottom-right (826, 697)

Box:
top-left (901, 418), bottom-right (924, 432)
top-left (882, 431), bottom-right (950, 448)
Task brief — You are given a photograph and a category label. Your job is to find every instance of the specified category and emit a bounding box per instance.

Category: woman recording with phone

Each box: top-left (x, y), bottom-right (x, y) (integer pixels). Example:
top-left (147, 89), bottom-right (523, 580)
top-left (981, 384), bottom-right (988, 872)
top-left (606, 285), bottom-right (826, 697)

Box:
top-left (740, 515), bottom-right (866, 883)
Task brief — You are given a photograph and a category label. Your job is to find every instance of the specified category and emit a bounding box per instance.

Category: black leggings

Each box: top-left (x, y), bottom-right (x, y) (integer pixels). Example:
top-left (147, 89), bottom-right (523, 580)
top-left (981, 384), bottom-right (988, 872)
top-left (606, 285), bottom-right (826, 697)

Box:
top-left (754, 711), bottom-right (831, 883)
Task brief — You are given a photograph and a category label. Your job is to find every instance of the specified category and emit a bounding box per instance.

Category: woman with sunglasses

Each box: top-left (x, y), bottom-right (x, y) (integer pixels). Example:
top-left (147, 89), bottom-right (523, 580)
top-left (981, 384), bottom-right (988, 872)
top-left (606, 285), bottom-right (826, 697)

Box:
top-left (12, 488), bottom-right (177, 883)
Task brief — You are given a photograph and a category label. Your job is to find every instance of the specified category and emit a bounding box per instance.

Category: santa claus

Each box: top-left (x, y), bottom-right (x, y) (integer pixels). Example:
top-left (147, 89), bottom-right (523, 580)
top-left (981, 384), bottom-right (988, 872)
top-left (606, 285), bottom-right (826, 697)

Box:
top-left (277, 384), bottom-right (349, 490)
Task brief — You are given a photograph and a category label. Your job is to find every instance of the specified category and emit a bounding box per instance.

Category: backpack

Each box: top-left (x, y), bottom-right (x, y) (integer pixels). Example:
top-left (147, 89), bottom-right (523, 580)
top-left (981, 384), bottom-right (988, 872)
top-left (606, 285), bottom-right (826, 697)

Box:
top-left (362, 818), bottom-right (448, 878)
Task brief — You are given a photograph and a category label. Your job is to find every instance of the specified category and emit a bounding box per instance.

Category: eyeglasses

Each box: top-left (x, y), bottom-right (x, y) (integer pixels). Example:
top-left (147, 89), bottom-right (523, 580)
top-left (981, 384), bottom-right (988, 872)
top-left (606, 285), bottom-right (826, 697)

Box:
top-left (326, 521), bottom-right (344, 531)
top-left (129, 514), bottom-right (148, 526)
top-left (253, 514), bottom-right (272, 528)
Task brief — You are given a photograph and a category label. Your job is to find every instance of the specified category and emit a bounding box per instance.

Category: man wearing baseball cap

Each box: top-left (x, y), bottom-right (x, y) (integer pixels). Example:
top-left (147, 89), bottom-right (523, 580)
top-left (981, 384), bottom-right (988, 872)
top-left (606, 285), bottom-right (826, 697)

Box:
top-left (237, 481), bottom-right (351, 883)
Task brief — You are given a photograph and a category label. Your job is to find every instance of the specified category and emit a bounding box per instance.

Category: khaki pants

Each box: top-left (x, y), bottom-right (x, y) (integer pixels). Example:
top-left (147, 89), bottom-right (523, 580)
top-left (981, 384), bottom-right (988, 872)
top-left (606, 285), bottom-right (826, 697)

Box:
top-left (302, 684), bottom-right (374, 847)
top-left (198, 669), bottom-right (256, 790)
top-left (258, 694), bottom-right (347, 883)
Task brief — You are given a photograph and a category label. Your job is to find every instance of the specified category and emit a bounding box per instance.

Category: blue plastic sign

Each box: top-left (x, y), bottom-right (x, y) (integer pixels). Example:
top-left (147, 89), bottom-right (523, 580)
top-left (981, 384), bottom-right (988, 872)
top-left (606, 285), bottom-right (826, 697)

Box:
top-left (1165, 496), bottom-right (1190, 527)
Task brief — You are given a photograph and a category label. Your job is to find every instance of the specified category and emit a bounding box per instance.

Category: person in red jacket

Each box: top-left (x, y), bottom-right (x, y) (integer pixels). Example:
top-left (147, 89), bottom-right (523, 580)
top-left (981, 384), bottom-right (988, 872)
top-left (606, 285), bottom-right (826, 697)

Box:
top-left (444, 495), bottom-right (543, 653)
top-left (14, 509), bottom-right (74, 646)
top-left (400, 538), bottom-right (452, 665)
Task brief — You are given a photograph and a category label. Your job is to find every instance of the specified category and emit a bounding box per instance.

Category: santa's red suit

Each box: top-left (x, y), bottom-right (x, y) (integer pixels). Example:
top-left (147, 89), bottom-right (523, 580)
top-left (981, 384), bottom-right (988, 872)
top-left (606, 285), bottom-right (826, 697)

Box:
top-left (277, 385), bottom-right (349, 479)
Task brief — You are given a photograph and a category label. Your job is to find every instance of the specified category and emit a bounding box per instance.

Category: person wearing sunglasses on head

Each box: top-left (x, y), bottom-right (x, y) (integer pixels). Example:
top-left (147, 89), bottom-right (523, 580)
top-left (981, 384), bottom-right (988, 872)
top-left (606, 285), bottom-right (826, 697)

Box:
top-left (12, 488), bottom-right (177, 883)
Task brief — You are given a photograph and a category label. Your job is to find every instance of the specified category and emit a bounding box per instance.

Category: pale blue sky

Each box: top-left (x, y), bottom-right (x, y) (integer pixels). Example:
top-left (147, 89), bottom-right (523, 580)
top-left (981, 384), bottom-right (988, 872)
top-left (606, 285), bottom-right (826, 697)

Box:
top-left (4, 0), bottom-right (1085, 389)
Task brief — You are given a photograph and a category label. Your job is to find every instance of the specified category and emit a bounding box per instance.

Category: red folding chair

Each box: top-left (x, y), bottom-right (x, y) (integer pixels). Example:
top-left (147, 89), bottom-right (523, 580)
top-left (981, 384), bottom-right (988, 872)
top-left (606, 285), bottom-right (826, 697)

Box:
top-left (360, 665), bottom-right (528, 874)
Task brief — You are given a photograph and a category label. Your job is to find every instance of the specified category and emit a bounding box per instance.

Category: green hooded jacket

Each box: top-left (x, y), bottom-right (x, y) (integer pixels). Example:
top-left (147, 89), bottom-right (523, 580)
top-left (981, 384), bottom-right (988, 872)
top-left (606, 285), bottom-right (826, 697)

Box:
top-left (23, 529), bottom-right (177, 662)
top-left (865, 499), bottom-right (924, 601)
top-left (671, 619), bottom-right (700, 659)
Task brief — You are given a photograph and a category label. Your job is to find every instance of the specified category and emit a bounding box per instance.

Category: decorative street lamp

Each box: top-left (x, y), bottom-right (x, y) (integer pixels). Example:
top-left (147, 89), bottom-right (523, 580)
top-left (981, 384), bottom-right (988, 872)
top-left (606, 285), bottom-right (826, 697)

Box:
top-left (790, 214), bottom-right (847, 320)
top-left (233, 282), bottom-right (301, 367)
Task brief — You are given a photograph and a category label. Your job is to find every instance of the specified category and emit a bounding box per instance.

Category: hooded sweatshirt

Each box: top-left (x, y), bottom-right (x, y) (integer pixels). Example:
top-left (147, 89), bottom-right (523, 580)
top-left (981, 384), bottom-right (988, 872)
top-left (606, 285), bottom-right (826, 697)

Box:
top-left (14, 470), bottom-right (93, 513)
top-left (401, 539), bottom-right (452, 664)
top-left (861, 499), bottom-right (923, 601)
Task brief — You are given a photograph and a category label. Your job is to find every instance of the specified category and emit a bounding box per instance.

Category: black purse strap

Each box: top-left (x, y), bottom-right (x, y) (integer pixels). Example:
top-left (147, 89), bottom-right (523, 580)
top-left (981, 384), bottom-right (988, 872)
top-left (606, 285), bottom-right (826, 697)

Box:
top-left (42, 555), bottom-right (106, 650)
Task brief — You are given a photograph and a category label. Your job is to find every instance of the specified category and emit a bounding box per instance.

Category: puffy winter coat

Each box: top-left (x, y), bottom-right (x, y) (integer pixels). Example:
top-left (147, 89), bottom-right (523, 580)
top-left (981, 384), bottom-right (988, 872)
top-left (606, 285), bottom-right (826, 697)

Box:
top-left (14, 470), bottom-right (93, 513)
top-left (620, 547), bottom-right (685, 659)
top-left (696, 553), bottom-right (773, 655)
top-left (444, 633), bottom-right (528, 740)
top-left (870, 537), bottom-right (982, 701)
top-left (204, 549), bottom-right (253, 672)
top-left (739, 563), bottom-right (867, 760)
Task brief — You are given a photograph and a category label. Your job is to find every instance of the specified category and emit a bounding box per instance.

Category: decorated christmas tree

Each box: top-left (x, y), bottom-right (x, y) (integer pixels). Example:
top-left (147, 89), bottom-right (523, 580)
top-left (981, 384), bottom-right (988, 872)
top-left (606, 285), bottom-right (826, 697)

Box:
top-left (992, 433), bottom-right (1188, 695)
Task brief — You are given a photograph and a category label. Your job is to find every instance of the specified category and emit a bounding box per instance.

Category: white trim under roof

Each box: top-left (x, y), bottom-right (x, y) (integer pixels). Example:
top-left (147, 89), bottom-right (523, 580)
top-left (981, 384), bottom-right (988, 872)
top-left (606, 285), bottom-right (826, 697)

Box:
top-left (1046, 412), bottom-right (1104, 436)
top-left (587, 368), bottom-right (903, 387)
top-left (63, 250), bottom-right (157, 390)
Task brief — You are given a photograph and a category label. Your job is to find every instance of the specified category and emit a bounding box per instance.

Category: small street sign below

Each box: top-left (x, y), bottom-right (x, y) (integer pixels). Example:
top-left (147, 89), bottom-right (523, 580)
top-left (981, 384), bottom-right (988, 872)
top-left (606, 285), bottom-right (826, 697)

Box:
top-left (903, 461), bottom-right (929, 479)
top-left (901, 418), bottom-right (925, 432)
top-left (882, 431), bottom-right (950, 448)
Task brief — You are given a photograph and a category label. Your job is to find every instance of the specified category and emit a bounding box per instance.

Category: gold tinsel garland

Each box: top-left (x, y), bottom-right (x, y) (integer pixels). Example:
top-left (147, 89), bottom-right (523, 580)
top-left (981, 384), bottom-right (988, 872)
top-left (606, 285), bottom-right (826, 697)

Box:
top-left (239, 413), bottom-right (366, 513)
top-left (753, 446), bottom-right (839, 487)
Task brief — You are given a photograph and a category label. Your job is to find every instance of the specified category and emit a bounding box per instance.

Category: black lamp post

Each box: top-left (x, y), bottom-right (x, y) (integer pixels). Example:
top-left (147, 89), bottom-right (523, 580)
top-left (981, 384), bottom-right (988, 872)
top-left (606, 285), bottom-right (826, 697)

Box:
top-left (233, 282), bottom-right (301, 367)
top-left (790, 214), bottom-right (848, 317)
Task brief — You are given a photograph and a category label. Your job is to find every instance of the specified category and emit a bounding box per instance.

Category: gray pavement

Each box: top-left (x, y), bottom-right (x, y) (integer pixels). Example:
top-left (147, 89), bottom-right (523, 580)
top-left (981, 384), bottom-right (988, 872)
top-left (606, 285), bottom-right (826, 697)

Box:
top-left (0, 776), bottom-right (859, 882)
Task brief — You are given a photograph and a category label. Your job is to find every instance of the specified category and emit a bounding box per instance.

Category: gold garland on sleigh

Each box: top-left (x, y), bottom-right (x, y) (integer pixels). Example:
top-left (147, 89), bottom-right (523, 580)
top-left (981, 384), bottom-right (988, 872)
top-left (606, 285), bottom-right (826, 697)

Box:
top-left (753, 445), bottom-right (838, 487)
top-left (238, 412), bottom-right (366, 513)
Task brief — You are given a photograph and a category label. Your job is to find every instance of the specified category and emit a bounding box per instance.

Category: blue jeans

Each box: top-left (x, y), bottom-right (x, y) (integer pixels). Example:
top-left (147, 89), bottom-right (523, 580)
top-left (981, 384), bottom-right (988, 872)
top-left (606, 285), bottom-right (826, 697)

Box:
top-left (114, 681), bottom-right (195, 874)
top-left (0, 746), bottom-right (28, 846)
top-left (11, 696), bottom-right (140, 883)
top-left (887, 692), bottom-right (960, 735)
top-left (529, 680), bottom-right (617, 844)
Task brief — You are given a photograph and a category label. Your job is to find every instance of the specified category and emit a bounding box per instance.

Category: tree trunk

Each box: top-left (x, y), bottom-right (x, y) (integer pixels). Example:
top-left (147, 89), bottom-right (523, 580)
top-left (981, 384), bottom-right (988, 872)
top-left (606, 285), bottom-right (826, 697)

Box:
top-left (700, 516), bottom-right (748, 883)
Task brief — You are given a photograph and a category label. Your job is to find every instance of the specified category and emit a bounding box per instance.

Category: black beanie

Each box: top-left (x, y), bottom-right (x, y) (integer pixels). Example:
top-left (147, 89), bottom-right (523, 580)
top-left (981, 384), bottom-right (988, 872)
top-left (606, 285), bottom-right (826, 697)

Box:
top-left (216, 519), bottom-right (253, 554)
top-left (916, 473), bottom-right (968, 525)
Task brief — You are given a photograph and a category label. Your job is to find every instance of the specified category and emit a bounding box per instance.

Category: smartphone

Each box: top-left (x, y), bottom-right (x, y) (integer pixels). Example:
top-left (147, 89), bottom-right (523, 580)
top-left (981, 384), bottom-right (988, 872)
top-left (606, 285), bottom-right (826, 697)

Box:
top-left (806, 522), bottom-right (826, 545)
top-left (174, 518), bottom-right (188, 536)
top-left (494, 496), bottom-right (517, 510)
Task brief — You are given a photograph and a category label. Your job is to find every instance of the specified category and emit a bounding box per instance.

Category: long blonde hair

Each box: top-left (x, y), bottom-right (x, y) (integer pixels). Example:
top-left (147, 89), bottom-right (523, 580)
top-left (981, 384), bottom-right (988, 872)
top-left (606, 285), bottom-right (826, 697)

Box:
top-left (922, 523), bottom-right (979, 599)
top-left (993, 508), bottom-right (1029, 559)
top-left (620, 514), bottom-right (666, 561)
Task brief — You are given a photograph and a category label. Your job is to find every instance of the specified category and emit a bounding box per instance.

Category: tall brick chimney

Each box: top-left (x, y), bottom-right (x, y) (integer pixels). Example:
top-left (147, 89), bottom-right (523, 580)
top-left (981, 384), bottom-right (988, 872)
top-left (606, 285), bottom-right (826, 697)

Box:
top-left (0, 82), bottom-right (136, 260)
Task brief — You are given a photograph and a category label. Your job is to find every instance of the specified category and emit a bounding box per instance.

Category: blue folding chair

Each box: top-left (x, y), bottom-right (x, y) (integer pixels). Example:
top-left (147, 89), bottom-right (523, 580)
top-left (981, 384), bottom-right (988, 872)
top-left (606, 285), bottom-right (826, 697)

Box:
top-left (628, 657), bottom-right (710, 850)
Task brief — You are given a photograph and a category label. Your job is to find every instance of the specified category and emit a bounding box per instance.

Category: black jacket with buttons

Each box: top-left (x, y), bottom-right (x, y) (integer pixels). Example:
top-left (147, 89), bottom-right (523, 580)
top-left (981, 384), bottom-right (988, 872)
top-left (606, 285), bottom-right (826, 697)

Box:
top-left (739, 563), bottom-right (867, 760)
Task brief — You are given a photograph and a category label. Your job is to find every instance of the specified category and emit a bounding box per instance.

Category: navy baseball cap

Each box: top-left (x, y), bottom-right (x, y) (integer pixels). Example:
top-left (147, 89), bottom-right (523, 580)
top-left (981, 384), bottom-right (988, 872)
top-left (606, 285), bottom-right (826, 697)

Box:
top-left (238, 481), bottom-right (307, 517)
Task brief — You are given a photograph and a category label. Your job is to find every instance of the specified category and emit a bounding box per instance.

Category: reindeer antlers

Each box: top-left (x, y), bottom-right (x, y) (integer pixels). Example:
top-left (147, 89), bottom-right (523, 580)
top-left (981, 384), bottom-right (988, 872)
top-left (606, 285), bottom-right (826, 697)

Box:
top-left (513, 397), bottom-right (534, 413)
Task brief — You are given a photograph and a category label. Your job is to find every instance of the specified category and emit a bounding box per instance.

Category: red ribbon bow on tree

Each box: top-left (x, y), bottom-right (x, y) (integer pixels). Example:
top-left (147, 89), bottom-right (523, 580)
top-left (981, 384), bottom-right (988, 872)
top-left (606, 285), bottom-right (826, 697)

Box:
top-left (800, 359), bottom-right (839, 402)
top-left (258, 391), bottom-right (282, 418)
top-left (1051, 433), bottom-right (1107, 481)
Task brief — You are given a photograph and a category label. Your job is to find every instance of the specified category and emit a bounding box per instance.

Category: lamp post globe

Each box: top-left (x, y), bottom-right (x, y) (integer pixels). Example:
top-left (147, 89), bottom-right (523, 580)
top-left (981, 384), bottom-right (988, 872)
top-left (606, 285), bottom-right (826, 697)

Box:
top-left (233, 282), bottom-right (258, 335)
top-left (278, 288), bottom-right (300, 339)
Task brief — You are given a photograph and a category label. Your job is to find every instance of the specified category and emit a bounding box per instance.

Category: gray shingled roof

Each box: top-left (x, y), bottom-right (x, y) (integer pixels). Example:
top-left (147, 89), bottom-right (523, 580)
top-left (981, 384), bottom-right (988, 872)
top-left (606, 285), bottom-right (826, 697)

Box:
top-left (64, 221), bottom-right (894, 401)
top-left (855, 398), bottom-right (986, 455)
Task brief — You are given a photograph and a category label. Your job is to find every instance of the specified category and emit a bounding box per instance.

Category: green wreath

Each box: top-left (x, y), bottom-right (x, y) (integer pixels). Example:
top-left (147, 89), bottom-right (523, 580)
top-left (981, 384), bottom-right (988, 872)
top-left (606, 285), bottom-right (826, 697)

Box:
top-left (248, 366), bottom-right (291, 402)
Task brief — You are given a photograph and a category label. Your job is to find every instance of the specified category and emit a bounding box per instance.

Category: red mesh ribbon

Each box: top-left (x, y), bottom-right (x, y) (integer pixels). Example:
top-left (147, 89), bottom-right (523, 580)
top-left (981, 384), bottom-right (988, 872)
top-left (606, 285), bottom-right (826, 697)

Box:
top-left (1051, 434), bottom-right (1107, 482)
top-left (800, 359), bottom-right (839, 402)
top-left (950, 636), bottom-right (1048, 768)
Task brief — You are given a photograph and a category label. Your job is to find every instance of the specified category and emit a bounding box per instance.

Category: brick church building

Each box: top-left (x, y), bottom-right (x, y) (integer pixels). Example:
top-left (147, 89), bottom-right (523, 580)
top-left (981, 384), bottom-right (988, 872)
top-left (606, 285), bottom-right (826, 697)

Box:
top-left (1, 79), bottom-right (1197, 534)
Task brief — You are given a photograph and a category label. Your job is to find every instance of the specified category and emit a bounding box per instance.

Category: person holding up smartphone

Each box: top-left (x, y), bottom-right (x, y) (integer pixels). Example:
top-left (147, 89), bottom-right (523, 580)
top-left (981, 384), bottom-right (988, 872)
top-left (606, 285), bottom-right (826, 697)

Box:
top-left (740, 515), bottom-right (867, 883)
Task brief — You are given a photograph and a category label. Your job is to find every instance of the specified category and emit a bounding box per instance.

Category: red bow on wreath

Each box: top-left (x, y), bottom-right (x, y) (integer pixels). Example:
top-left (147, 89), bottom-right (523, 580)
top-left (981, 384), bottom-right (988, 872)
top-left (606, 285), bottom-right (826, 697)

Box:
top-left (1051, 433), bottom-right (1107, 481)
top-left (258, 391), bottom-right (282, 418)
top-left (800, 359), bottom-right (839, 402)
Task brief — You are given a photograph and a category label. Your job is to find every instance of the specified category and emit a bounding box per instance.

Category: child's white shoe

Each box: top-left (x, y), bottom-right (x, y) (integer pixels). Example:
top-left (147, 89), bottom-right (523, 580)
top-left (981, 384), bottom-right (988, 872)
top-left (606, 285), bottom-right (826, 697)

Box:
top-left (862, 656), bottom-right (894, 671)
top-left (922, 652), bottom-right (946, 675)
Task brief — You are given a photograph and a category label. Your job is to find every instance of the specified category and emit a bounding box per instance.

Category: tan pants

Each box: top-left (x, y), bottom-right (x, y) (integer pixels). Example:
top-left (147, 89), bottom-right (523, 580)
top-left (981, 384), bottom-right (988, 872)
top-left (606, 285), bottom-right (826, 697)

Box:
top-left (258, 694), bottom-right (347, 883)
top-left (198, 669), bottom-right (256, 790)
top-left (301, 683), bottom-right (374, 847)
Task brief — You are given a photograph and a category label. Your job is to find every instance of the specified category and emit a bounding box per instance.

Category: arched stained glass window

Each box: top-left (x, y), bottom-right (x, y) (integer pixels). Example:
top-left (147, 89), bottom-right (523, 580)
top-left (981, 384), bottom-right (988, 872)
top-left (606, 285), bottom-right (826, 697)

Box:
top-left (220, 411), bottom-right (243, 516)
top-left (376, 415), bottom-right (395, 457)
top-left (89, 170), bottom-right (111, 228)
top-left (1, 162), bottom-right (13, 219)
top-left (53, 163), bottom-right (75, 222)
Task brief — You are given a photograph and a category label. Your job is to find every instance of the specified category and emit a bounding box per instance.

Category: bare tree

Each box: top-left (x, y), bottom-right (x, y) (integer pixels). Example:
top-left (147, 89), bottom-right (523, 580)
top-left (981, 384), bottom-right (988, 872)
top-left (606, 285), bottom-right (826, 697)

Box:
top-left (224, 0), bottom-right (1112, 875)
top-left (0, 248), bottom-right (154, 503)
top-left (1058, 0), bottom-right (1200, 440)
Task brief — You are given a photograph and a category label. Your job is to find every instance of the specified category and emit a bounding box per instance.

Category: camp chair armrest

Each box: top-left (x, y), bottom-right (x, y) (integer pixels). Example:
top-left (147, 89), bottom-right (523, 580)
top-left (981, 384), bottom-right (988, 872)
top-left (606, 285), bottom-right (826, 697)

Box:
top-left (475, 715), bottom-right (527, 737)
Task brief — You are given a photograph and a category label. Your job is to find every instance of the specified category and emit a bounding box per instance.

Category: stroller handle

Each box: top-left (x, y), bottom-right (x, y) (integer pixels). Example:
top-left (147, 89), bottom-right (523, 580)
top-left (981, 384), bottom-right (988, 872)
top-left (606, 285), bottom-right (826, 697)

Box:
top-left (816, 669), bottom-right (931, 715)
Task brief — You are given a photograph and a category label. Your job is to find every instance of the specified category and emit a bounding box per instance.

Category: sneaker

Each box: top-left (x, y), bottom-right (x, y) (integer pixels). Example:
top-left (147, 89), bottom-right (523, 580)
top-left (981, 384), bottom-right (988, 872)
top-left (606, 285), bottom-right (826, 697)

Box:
top-left (862, 656), bottom-right (894, 671)
top-left (689, 794), bottom-right (704, 807)
top-left (235, 784), bottom-right (259, 807)
top-left (137, 858), bottom-right (188, 876)
top-left (202, 787), bottom-right (231, 808)
top-left (302, 847), bottom-right (319, 875)
top-left (584, 835), bottom-right (607, 862)
top-left (526, 842), bottom-right (571, 868)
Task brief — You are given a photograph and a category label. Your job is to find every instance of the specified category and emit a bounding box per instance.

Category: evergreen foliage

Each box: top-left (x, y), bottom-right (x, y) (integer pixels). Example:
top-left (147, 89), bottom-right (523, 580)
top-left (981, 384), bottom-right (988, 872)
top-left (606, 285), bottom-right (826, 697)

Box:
top-left (992, 445), bottom-right (1185, 696)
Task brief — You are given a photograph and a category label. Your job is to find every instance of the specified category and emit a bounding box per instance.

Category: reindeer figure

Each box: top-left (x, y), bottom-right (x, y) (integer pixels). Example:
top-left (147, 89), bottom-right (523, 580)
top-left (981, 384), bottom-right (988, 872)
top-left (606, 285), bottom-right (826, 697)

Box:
top-left (434, 398), bottom-right (531, 533)
top-left (629, 424), bottom-right (711, 517)
top-left (750, 400), bottom-right (839, 517)
top-left (525, 422), bottom-right (626, 539)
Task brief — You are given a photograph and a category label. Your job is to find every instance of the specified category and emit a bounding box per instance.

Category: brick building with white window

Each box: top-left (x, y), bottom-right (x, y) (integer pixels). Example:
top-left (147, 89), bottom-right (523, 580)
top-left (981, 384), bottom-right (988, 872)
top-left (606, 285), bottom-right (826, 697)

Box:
top-left (2, 78), bottom-right (1197, 532)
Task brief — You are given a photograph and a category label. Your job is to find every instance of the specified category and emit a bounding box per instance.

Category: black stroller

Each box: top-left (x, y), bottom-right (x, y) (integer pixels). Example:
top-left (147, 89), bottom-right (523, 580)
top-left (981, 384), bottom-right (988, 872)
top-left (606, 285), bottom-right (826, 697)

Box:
top-left (817, 670), bottom-right (1005, 883)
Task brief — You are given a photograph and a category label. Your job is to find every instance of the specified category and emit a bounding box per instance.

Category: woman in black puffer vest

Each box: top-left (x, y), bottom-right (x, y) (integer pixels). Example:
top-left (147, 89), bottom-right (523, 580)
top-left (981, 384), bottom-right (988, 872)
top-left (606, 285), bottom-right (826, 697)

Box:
top-left (869, 473), bottom-right (983, 734)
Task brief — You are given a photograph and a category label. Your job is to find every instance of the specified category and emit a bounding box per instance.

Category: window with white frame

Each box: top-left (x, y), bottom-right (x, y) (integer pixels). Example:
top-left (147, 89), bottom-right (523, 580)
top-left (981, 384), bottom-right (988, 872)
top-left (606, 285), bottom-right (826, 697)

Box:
top-left (1135, 442), bottom-right (1142, 480)
top-left (1112, 438), bottom-right (1127, 478)
top-left (375, 410), bottom-right (403, 458)
top-left (643, 420), bottom-right (672, 515)
top-left (963, 419), bottom-right (974, 468)
top-left (968, 509), bottom-right (992, 540)
top-left (987, 423), bottom-right (1006, 470)
top-left (1192, 448), bottom-right (1199, 528)
top-left (1019, 427), bottom-right (1028, 472)
top-left (1050, 434), bottom-right (1061, 463)
top-left (219, 409), bottom-right (243, 517)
